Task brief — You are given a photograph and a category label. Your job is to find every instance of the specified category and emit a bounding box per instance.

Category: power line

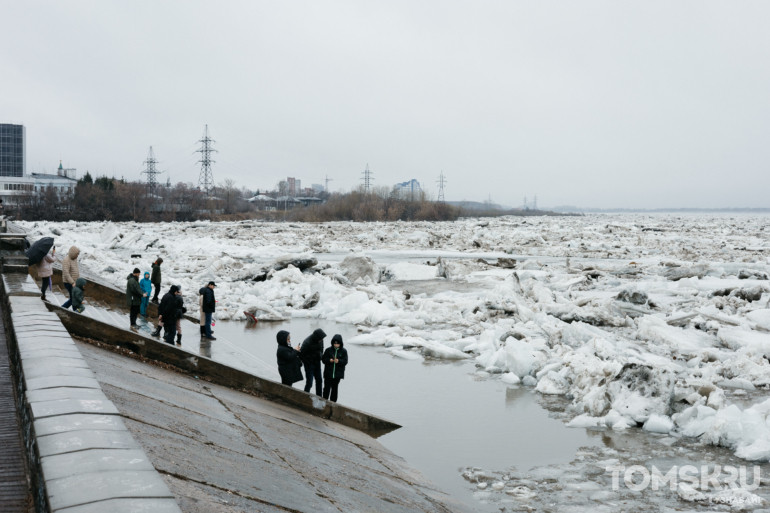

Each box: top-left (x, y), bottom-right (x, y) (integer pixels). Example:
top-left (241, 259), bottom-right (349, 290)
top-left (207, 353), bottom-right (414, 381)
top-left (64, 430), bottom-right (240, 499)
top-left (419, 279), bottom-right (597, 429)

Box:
top-left (196, 124), bottom-right (217, 197)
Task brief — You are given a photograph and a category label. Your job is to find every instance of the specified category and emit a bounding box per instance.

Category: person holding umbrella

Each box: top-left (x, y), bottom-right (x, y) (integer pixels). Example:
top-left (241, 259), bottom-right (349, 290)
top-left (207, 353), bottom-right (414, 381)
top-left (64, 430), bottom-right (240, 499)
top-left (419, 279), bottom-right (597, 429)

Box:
top-left (26, 237), bottom-right (56, 302)
top-left (37, 246), bottom-right (55, 302)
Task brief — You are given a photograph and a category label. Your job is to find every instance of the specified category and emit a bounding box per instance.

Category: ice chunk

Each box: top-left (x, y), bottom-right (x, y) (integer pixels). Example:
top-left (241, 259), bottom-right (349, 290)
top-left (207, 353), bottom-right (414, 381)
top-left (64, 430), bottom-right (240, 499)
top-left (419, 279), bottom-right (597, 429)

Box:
top-left (643, 414), bottom-right (674, 433)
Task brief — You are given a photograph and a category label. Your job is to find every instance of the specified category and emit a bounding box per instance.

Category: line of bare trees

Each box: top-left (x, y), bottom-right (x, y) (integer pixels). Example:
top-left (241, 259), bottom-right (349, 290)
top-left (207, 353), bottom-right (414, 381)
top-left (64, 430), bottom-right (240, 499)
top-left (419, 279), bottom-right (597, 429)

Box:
top-left (11, 175), bottom-right (464, 223)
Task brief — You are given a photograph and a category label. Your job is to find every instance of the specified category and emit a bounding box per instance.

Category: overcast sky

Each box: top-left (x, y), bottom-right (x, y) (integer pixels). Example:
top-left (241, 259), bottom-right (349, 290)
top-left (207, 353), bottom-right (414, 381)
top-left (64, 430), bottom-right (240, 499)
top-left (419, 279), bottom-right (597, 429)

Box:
top-left (3, 1), bottom-right (769, 209)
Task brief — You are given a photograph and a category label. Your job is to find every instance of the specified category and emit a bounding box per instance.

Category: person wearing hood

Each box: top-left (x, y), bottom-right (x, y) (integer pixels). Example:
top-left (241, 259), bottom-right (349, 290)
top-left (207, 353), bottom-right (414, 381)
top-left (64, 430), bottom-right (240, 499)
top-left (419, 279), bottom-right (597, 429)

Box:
top-left (126, 268), bottom-right (145, 330)
top-left (150, 257), bottom-right (163, 303)
top-left (61, 246), bottom-right (80, 309)
top-left (322, 335), bottom-right (348, 402)
top-left (276, 330), bottom-right (303, 386)
top-left (158, 285), bottom-right (181, 344)
top-left (139, 271), bottom-right (153, 317)
top-left (37, 246), bottom-right (56, 302)
top-left (199, 281), bottom-right (217, 340)
top-left (300, 328), bottom-right (326, 395)
top-left (71, 277), bottom-right (87, 313)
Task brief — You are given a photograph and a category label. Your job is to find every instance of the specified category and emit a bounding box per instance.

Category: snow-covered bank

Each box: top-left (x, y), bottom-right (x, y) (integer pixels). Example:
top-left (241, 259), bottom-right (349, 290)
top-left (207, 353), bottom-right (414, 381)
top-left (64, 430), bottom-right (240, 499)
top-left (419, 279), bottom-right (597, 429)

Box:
top-left (18, 214), bottom-right (770, 464)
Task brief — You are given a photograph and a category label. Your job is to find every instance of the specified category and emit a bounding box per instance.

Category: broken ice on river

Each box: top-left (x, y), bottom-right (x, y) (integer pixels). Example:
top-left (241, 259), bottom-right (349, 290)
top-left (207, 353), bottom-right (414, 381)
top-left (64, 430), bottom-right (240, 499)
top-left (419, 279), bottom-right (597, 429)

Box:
top-left (20, 214), bottom-right (770, 467)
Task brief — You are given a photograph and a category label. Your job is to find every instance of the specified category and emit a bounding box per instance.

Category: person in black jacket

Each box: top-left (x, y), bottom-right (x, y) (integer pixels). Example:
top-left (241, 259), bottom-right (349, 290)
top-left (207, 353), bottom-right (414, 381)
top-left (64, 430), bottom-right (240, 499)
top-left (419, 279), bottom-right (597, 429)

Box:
top-left (199, 281), bottom-right (217, 340)
top-left (276, 330), bottom-right (303, 386)
top-left (300, 328), bottom-right (326, 396)
top-left (322, 335), bottom-right (348, 402)
top-left (157, 285), bottom-right (180, 344)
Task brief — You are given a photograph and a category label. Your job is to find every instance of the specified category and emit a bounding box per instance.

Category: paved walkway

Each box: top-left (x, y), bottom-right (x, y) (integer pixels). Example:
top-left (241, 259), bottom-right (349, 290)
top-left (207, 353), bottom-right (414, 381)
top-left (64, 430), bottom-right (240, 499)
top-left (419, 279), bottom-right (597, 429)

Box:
top-left (0, 304), bottom-right (33, 512)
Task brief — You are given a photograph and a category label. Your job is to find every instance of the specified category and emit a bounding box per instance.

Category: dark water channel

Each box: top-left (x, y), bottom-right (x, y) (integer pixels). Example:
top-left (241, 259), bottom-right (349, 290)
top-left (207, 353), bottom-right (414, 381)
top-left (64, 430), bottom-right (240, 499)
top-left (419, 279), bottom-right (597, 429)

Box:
top-left (182, 316), bottom-right (597, 511)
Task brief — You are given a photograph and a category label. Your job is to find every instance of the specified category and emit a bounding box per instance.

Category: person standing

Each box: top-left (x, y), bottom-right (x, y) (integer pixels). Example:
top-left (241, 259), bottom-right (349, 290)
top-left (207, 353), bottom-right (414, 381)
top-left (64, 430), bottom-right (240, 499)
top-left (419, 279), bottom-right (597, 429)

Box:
top-left (157, 285), bottom-right (177, 342)
top-left (300, 328), bottom-right (326, 396)
top-left (126, 268), bottom-right (145, 330)
top-left (322, 335), bottom-right (348, 402)
top-left (276, 330), bottom-right (303, 386)
top-left (199, 281), bottom-right (217, 340)
top-left (37, 246), bottom-right (56, 302)
top-left (173, 288), bottom-right (186, 345)
top-left (150, 257), bottom-right (163, 303)
top-left (61, 246), bottom-right (80, 309)
top-left (139, 271), bottom-right (152, 317)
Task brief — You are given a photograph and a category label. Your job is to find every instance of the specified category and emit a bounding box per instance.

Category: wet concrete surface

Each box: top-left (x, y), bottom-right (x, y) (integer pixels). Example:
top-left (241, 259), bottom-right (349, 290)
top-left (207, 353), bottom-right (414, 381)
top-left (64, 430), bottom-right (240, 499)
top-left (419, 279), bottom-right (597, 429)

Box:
top-left (75, 339), bottom-right (467, 513)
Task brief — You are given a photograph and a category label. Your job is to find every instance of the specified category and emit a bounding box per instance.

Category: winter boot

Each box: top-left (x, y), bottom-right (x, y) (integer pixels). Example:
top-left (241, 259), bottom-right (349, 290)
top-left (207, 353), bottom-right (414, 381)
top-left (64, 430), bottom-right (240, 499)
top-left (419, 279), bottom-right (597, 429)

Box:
top-left (151, 326), bottom-right (161, 337)
top-left (176, 333), bottom-right (182, 345)
top-left (200, 326), bottom-right (205, 336)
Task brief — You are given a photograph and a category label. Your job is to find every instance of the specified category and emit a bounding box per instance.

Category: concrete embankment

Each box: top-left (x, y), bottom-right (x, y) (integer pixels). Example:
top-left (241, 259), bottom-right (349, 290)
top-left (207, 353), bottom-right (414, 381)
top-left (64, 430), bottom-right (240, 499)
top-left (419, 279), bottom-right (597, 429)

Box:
top-left (2, 230), bottom-right (467, 512)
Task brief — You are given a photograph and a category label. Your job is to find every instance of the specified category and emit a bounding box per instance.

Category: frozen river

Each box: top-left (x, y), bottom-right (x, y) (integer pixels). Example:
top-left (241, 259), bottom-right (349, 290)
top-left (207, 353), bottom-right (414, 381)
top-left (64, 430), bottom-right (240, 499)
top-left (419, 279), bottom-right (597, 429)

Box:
top-left (20, 213), bottom-right (770, 510)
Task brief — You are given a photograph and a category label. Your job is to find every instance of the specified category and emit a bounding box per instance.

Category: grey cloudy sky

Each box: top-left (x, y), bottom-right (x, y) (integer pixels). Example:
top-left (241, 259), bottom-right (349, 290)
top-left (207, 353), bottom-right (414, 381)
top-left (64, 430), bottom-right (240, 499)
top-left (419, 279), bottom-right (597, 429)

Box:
top-left (3, 1), bottom-right (769, 209)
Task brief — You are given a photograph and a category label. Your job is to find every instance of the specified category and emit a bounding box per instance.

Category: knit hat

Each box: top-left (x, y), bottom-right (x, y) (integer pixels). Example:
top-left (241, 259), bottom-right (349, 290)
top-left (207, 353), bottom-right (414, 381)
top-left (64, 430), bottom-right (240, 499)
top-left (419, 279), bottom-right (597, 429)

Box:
top-left (133, 268), bottom-right (141, 274)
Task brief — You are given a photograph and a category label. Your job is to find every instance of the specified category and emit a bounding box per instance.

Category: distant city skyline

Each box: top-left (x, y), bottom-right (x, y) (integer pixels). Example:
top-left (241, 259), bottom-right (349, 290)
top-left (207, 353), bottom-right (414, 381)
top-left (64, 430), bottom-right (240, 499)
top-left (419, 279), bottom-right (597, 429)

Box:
top-left (3, 1), bottom-right (770, 209)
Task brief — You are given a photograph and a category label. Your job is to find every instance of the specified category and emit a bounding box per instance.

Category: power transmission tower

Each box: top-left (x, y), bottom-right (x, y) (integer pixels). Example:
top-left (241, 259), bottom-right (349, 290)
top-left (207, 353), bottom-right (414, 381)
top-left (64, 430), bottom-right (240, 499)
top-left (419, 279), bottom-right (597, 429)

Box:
top-left (436, 171), bottom-right (447, 202)
top-left (533, 194), bottom-right (538, 210)
top-left (325, 174), bottom-right (333, 192)
top-left (361, 163), bottom-right (374, 192)
top-left (196, 124), bottom-right (217, 197)
top-left (141, 146), bottom-right (163, 193)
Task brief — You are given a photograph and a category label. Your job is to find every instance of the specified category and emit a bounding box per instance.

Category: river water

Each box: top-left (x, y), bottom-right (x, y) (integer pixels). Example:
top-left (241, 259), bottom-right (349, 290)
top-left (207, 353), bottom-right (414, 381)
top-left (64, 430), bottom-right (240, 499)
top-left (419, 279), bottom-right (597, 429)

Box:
top-left (184, 316), bottom-right (597, 511)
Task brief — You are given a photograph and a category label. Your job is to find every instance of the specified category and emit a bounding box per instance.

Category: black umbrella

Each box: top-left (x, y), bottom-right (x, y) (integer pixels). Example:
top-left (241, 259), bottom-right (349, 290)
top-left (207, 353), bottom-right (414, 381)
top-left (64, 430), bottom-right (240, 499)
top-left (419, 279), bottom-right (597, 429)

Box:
top-left (26, 237), bottom-right (55, 265)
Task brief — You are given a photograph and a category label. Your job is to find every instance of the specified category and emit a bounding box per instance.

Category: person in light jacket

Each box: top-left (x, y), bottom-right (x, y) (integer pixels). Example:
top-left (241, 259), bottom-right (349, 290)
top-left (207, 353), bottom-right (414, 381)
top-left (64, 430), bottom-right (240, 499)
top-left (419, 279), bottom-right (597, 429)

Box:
top-left (322, 335), bottom-right (348, 402)
top-left (139, 271), bottom-right (153, 317)
top-left (61, 246), bottom-right (80, 309)
top-left (37, 247), bottom-right (56, 302)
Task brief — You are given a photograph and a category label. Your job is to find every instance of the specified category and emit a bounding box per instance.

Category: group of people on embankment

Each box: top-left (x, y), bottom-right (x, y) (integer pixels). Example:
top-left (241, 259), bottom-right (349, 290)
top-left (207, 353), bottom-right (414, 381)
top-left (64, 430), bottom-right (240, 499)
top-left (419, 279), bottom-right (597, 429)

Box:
top-left (34, 243), bottom-right (349, 402)
top-left (124, 258), bottom-right (218, 345)
top-left (277, 328), bottom-right (348, 402)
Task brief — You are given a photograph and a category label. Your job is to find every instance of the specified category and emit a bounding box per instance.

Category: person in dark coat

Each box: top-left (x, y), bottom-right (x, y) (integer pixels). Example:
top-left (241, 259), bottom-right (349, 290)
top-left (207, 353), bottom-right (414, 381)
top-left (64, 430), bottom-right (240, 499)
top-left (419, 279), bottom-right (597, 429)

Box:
top-left (199, 281), bottom-right (216, 340)
top-left (300, 328), bottom-right (326, 396)
top-left (71, 277), bottom-right (86, 313)
top-left (276, 330), bottom-right (303, 386)
top-left (322, 335), bottom-right (348, 402)
top-left (173, 289), bottom-right (187, 345)
top-left (150, 258), bottom-right (163, 303)
top-left (157, 285), bottom-right (181, 344)
top-left (126, 268), bottom-right (145, 330)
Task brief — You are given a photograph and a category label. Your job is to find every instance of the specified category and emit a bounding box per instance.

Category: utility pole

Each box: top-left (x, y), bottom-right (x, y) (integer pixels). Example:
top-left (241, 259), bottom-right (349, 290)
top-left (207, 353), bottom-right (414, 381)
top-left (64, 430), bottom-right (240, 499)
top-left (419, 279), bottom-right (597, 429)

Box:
top-left (324, 174), bottom-right (333, 193)
top-left (196, 125), bottom-right (217, 197)
top-left (533, 194), bottom-right (538, 210)
top-left (437, 171), bottom-right (446, 202)
top-left (141, 146), bottom-right (163, 193)
top-left (361, 163), bottom-right (374, 193)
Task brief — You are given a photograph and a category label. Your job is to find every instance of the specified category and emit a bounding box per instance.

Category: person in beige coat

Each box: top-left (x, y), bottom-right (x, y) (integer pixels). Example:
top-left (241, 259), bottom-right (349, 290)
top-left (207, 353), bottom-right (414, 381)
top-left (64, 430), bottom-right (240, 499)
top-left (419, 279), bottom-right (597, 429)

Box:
top-left (61, 246), bottom-right (80, 309)
top-left (37, 247), bottom-right (56, 301)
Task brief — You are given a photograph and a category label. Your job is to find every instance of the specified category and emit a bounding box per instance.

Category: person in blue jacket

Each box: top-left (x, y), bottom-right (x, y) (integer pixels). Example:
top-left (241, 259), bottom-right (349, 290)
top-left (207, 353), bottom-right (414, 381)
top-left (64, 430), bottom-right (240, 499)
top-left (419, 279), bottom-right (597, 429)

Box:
top-left (322, 334), bottom-right (348, 402)
top-left (139, 271), bottom-right (153, 317)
